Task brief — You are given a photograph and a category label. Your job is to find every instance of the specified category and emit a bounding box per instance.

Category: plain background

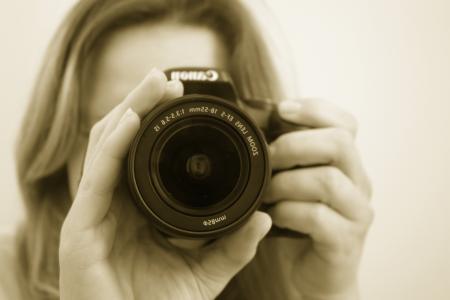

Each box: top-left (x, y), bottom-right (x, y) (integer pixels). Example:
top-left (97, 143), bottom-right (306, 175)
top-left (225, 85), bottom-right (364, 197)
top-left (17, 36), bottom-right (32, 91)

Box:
top-left (1, 0), bottom-right (449, 299)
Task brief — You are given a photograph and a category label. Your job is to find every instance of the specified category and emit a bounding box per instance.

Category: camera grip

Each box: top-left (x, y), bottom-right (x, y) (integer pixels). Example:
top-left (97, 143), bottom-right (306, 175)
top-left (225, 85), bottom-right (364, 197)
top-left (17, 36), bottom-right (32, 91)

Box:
top-left (261, 109), bottom-right (309, 239)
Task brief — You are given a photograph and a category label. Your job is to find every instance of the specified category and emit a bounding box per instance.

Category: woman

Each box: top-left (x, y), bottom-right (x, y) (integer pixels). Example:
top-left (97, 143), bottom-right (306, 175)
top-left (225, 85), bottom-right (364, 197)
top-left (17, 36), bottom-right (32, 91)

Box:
top-left (1, 0), bottom-right (373, 299)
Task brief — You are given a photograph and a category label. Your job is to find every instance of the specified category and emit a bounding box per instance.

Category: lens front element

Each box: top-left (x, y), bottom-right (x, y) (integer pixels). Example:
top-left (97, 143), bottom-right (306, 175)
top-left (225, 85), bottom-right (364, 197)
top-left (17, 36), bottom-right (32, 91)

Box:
top-left (128, 95), bottom-right (270, 238)
top-left (157, 120), bottom-right (245, 212)
top-left (186, 153), bottom-right (212, 180)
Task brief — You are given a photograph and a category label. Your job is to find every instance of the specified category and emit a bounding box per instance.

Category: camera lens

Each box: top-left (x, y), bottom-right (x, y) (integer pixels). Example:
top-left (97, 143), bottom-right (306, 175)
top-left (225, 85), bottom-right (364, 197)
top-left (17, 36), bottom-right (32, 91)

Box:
top-left (186, 153), bottom-right (212, 180)
top-left (156, 120), bottom-right (246, 211)
top-left (128, 95), bottom-right (270, 238)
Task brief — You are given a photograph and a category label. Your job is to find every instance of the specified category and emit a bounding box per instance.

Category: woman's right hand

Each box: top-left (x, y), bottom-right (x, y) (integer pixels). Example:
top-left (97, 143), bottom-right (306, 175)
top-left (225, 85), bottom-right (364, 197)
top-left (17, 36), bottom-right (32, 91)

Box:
top-left (59, 68), bottom-right (271, 300)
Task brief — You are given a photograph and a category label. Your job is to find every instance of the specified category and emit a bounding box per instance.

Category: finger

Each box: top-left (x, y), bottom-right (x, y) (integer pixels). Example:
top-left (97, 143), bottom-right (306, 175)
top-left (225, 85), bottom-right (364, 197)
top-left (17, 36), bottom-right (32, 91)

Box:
top-left (66, 109), bottom-right (140, 230)
top-left (196, 212), bottom-right (271, 296)
top-left (83, 117), bottom-right (108, 172)
top-left (161, 79), bottom-right (184, 102)
top-left (84, 77), bottom-right (180, 173)
top-left (263, 166), bottom-right (372, 222)
top-left (89, 68), bottom-right (166, 160)
top-left (278, 99), bottom-right (358, 136)
top-left (270, 128), bottom-right (371, 196)
top-left (268, 201), bottom-right (351, 248)
top-left (113, 67), bottom-right (168, 119)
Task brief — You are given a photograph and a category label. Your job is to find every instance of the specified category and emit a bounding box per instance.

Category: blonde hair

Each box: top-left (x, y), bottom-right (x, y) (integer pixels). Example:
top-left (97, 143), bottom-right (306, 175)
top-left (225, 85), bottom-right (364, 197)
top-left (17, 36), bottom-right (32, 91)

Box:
top-left (15, 0), bottom-right (291, 298)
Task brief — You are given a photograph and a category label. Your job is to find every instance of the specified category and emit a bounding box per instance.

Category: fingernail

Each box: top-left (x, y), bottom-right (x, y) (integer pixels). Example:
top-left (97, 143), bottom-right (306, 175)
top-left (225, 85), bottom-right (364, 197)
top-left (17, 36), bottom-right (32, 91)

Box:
top-left (166, 79), bottom-right (183, 91)
top-left (146, 67), bottom-right (166, 82)
top-left (278, 101), bottom-right (302, 116)
top-left (119, 108), bottom-right (136, 123)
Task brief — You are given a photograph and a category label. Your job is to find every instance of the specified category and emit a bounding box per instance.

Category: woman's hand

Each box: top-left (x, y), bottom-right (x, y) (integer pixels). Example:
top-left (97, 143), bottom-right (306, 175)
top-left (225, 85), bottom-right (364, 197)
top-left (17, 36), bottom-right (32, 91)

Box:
top-left (262, 99), bottom-right (373, 300)
top-left (59, 68), bottom-right (271, 300)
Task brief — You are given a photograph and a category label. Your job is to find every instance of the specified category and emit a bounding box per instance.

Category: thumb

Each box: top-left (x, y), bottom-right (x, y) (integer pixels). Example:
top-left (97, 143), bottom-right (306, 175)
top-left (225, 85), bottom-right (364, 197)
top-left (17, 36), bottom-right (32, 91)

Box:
top-left (196, 211), bottom-right (272, 297)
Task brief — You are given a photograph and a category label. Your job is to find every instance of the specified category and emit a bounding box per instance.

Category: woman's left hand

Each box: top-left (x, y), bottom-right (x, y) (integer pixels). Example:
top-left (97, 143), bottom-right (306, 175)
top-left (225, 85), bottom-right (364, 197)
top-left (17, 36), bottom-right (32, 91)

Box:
top-left (263, 99), bottom-right (374, 300)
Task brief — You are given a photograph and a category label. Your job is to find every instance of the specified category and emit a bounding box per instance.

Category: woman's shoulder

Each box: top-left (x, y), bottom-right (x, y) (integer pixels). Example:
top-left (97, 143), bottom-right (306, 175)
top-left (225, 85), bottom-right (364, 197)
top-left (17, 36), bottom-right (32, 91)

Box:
top-left (0, 233), bottom-right (23, 299)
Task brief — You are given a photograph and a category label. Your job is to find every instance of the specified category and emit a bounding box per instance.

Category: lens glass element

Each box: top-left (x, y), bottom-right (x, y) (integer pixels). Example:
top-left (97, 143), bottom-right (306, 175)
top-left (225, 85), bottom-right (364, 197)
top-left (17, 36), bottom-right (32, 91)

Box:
top-left (157, 123), bottom-right (241, 209)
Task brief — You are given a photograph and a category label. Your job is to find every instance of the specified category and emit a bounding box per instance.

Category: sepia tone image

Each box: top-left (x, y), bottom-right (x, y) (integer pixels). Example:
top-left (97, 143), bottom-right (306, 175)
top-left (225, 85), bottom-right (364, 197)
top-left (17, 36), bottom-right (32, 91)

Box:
top-left (0, 0), bottom-right (449, 299)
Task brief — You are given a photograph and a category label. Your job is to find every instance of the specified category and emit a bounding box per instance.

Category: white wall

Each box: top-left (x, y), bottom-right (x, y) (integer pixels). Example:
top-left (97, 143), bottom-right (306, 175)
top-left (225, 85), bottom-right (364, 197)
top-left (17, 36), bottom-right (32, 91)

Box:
top-left (1, 1), bottom-right (449, 299)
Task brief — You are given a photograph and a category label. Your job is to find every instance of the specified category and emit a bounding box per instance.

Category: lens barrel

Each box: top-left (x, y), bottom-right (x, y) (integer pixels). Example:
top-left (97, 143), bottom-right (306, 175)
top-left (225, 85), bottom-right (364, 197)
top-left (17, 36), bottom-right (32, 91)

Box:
top-left (127, 95), bottom-right (270, 239)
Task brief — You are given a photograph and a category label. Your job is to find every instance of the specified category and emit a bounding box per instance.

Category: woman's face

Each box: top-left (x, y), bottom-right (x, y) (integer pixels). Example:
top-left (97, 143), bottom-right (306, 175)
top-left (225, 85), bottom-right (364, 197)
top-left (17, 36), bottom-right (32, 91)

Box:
top-left (67, 21), bottom-right (228, 196)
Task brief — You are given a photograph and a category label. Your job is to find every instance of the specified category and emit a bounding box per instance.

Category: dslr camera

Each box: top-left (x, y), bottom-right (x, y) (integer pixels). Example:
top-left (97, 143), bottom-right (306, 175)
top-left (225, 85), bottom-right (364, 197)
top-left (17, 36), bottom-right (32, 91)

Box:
top-left (128, 67), bottom-right (302, 239)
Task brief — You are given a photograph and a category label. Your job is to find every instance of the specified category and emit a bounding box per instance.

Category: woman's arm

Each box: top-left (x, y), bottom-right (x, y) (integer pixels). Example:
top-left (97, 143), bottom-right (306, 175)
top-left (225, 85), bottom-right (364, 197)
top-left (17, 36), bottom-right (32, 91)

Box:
top-left (0, 235), bottom-right (24, 300)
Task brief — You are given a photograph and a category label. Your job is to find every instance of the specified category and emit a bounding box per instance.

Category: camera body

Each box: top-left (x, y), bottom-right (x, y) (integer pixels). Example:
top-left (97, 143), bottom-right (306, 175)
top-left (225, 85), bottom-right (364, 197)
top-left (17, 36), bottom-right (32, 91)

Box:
top-left (127, 67), bottom-right (300, 239)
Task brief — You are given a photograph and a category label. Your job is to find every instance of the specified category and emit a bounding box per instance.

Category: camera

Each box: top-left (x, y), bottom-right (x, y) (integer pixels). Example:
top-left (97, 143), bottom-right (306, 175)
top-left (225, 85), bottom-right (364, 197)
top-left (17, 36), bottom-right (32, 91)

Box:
top-left (127, 67), bottom-right (302, 239)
